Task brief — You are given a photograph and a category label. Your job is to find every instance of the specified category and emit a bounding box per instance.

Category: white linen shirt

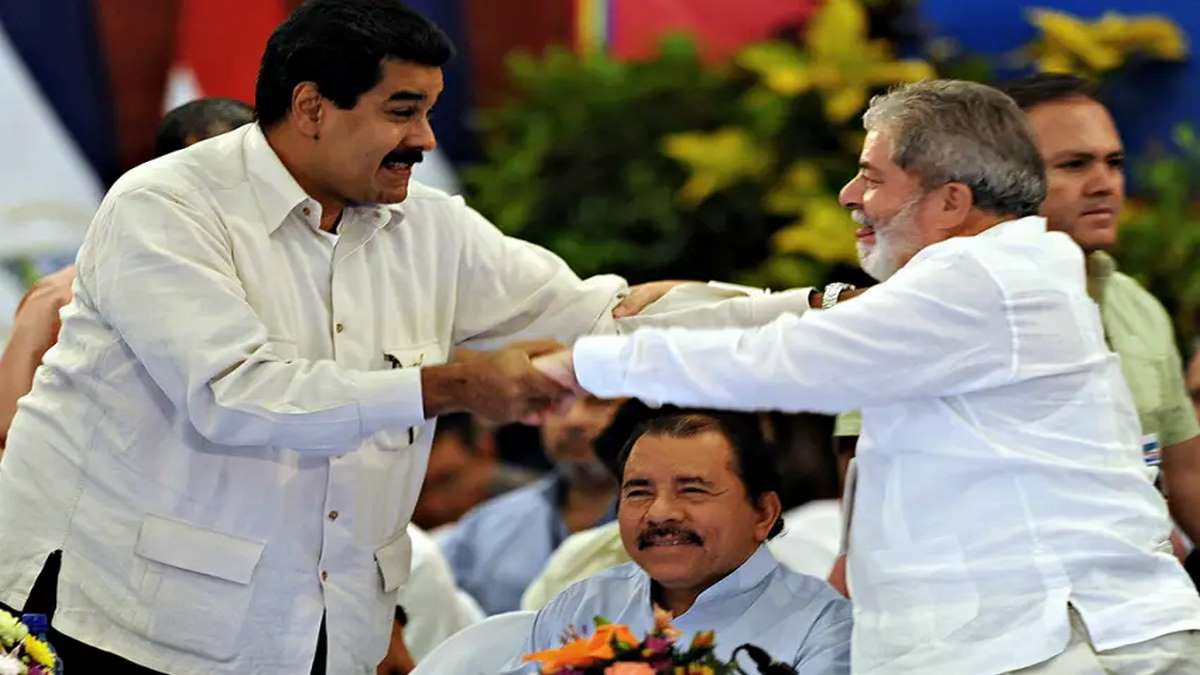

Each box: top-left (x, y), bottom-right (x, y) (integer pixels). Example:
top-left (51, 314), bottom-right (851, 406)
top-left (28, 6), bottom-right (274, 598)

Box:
top-left (0, 123), bottom-right (809, 675)
top-left (574, 217), bottom-right (1200, 674)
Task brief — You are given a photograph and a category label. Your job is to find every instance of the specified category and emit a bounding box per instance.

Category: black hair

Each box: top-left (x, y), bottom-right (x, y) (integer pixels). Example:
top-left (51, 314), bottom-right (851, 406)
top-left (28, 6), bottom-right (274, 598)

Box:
top-left (153, 98), bottom-right (255, 158)
top-left (255, 0), bottom-right (454, 127)
top-left (996, 73), bottom-right (1101, 111)
top-left (432, 412), bottom-right (479, 450)
top-left (615, 408), bottom-right (785, 539)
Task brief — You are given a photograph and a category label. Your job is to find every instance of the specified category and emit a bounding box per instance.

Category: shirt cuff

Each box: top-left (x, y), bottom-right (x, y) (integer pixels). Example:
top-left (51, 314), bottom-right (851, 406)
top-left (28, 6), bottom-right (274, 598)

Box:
top-left (748, 287), bottom-right (814, 322)
top-left (345, 367), bottom-right (425, 437)
top-left (573, 335), bottom-right (631, 398)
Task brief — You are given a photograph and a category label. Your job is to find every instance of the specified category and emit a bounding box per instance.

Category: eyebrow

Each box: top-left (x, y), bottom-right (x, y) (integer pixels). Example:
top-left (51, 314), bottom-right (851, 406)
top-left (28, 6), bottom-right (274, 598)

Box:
top-left (1048, 149), bottom-right (1124, 162)
top-left (675, 476), bottom-right (716, 488)
top-left (621, 478), bottom-right (652, 490)
top-left (858, 161), bottom-right (882, 176)
top-left (386, 90), bottom-right (426, 103)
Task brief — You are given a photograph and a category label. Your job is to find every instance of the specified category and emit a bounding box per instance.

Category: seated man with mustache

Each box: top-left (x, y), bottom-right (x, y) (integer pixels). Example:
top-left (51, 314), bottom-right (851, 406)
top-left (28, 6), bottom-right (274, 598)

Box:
top-left (505, 410), bottom-right (852, 674)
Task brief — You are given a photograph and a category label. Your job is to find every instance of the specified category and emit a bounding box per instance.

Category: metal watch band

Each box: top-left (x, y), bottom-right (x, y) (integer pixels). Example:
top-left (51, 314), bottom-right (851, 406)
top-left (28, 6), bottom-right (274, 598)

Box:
top-left (821, 282), bottom-right (856, 309)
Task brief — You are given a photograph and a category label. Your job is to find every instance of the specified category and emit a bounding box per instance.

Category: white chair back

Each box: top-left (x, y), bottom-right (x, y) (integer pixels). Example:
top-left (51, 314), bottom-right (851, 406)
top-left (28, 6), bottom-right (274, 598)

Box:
top-left (410, 610), bottom-right (536, 675)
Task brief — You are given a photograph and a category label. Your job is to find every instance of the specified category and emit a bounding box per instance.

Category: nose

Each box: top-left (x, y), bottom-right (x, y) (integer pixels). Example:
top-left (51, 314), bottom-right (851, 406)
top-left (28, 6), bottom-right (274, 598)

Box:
top-left (839, 174), bottom-right (863, 210)
top-left (408, 113), bottom-right (437, 153)
top-left (644, 492), bottom-right (684, 523)
top-left (561, 398), bottom-right (596, 430)
top-left (1083, 161), bottom-right (1123, 198)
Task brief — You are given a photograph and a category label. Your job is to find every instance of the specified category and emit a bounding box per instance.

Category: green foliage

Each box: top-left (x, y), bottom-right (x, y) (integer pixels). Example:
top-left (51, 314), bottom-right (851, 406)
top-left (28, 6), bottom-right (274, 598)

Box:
top-left (465, 36), bottom-right (775, 283)
top-left (464, 0), bottom-right (936, 288)
top-left (464, 0), bottom-right (1196, 328)
top-left (1115, 124), bottom-right (1200, 351)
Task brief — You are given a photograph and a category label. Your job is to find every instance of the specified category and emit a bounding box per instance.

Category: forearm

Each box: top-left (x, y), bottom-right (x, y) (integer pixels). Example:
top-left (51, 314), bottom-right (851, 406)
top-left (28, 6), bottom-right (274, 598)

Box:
top-left (0, 336), bottom-right (46, 447)
top-left (420, 363), bottom-right (472, 419)
top-left (1164, 435), bottom-right (1200, 543)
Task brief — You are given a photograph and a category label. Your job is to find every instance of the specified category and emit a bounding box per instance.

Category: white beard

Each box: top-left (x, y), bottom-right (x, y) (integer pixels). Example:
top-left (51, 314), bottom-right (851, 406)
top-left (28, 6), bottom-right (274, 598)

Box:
top-left (855, 197), bottom-right (923, 281)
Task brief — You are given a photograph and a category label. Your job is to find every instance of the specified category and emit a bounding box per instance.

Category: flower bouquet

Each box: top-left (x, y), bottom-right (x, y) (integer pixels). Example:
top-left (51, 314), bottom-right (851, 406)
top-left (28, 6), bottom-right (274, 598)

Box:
top-left (522, 607), bottom-right (793, 675)
top-left (0, 611), bottom-right (60, 675)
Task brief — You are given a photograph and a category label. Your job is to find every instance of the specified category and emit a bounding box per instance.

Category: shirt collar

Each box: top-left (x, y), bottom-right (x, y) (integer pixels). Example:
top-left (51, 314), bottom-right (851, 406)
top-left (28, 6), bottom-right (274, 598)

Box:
top-left (975, 215), bottom-right (1047, 239)
top-left (243, 125), bottom-right (402, 238)
top-left (1085, 250), bottom-right (1116, 305)
top-left (243, 123), bottom-right (311, 235)
top-left (640, 544), bottom-right (779, 617)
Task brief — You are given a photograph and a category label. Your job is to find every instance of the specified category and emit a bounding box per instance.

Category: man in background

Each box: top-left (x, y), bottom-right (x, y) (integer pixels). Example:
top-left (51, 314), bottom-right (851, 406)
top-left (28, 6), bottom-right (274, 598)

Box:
top-left (440, 395), bottom-right (624, 614)
top-left (998, 74), bottom-right (1200, 551)
top-left (152, 97), bottom-right (254, 157)
top-left (411, 413), bottom-right (536, 530)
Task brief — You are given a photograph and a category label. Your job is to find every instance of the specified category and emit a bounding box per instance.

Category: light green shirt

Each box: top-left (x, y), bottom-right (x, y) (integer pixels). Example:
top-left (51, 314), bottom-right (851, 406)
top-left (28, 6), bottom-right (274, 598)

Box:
top-left (834, 251), bottom-right (1199, 447)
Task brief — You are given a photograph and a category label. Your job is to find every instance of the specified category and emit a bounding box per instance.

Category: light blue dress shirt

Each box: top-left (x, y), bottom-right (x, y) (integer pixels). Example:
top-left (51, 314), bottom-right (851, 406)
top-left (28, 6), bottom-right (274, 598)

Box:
top-left (440, 474), bottom-right (617, 615)
top-left (506, 545), bottom-right (851, 674)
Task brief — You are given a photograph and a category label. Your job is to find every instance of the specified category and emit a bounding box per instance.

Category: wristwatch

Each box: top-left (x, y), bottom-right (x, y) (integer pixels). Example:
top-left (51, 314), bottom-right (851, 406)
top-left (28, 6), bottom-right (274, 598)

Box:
top-left (821, 282), bottom-right (856, 309)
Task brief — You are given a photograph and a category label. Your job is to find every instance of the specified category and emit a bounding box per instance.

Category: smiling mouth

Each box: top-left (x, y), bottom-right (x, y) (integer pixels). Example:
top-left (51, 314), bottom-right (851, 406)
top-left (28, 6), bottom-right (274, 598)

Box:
top-left (638, 531), bottom-right (703, 549)
top-left (855, 224), bottom-right (876, 240)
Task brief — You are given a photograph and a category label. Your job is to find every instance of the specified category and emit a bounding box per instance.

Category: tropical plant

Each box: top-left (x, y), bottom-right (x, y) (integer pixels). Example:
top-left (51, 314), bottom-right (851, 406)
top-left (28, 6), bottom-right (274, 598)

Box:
top-left (1116, 124), bottom-right (1200, 351)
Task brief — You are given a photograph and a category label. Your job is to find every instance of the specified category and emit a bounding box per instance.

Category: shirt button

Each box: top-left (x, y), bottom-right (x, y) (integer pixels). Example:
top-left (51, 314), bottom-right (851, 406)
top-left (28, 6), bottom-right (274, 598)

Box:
top-left (334, 322), bottom-right (344, 333)
top-left (321, 570), bottom-right (328, 582)
top-left (328, 510), bottom-right (339, 521)
top-left (302, 207), bottom-right (311, 216)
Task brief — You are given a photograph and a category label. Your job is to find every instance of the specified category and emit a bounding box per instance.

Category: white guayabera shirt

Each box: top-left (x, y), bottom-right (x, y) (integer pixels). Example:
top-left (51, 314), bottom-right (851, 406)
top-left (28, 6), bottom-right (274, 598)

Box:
top-left (0, 123), bottom-right (811, 675)
top-left (574, 217), bottom-right (1200, 674)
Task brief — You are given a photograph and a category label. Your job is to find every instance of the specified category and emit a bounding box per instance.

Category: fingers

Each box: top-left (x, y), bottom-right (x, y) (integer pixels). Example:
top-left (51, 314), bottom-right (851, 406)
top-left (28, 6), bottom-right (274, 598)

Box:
top-left (531, 350), bottom-right (582, 393)
top-left (612, 280), bottom-right (688, 319)
top-left (611, 291), bottom-right (647, 319)
top-left (448, 346), bottom-right (482, 363)
top-left (509, 339), bottom-right (567, 357)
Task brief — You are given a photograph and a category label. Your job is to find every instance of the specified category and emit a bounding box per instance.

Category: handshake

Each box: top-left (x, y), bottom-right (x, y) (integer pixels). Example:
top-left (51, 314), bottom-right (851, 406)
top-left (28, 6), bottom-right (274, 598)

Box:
top-left (419, 340), bottom-right (583, 425)
top-left (418, 280), bottom-right (687, 423)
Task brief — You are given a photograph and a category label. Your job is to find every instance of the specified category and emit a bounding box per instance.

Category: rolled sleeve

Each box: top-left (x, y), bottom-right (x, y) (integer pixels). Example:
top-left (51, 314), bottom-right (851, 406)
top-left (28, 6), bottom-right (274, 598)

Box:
top-left (615, 282), bottom-right (814, 333)
top-left (573, 335), bottom-right (631, 399)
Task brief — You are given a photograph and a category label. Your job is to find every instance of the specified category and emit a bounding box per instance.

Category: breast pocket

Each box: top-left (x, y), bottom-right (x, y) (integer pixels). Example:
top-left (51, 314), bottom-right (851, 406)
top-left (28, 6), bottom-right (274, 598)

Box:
top-left (1117, 350), bottom-right (1169, 435)
top-left (381, 341), bottom-right (445, 447)
top-left (132, 514), bottom-right (266, 660)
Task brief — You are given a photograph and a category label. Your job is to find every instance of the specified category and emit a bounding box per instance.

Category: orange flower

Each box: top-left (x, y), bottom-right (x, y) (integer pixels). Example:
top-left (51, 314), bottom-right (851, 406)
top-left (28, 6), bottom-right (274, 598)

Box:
top-left (594, 622), bottom-right (639, 650)
top-left (605, 663), bottom-right (656, 675)
top-left (688, 630), bottom-right (715, 651)
top-left (652, 605), bottom-right (683, 640)
top-left (523, 623), bottom-right (637, 673)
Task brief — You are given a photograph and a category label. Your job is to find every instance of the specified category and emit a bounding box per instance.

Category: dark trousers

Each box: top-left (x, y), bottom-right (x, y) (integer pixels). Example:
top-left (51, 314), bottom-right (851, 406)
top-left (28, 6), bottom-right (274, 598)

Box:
top-left (1, 552), bottom-right (328, 674)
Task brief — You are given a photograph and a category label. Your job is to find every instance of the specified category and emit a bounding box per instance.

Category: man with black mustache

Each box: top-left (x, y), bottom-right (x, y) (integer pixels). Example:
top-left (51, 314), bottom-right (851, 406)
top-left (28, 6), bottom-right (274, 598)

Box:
top-left (506, 410), bottom-right (851, 674)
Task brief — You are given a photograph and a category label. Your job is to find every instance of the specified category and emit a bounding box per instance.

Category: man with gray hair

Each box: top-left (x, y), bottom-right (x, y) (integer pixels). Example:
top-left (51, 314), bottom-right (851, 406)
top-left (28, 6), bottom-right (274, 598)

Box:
top-left (536, 80), bottom-right (1200, 674)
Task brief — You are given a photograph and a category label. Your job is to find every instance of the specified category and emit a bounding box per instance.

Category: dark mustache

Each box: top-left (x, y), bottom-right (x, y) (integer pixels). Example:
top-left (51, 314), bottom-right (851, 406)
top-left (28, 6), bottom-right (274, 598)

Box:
top-left (382, 148), bottom-right (424, 165)
top-left (637, 524), bottom-right (703, 549)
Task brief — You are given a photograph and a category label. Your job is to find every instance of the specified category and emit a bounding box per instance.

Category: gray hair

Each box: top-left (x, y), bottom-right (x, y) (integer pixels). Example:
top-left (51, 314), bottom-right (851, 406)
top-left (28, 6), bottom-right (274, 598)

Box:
top-left (862, 80), bottom-right (1046, 217)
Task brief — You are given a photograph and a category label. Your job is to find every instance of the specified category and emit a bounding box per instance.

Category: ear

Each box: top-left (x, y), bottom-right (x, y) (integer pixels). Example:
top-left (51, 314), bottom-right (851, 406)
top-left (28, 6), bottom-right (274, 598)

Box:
top-left (752, 491), bottom-right (783, 543)
top-left (290, 82), bottom-right (324, 140)
top-left (937, 181), bottom-right (975, 228)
